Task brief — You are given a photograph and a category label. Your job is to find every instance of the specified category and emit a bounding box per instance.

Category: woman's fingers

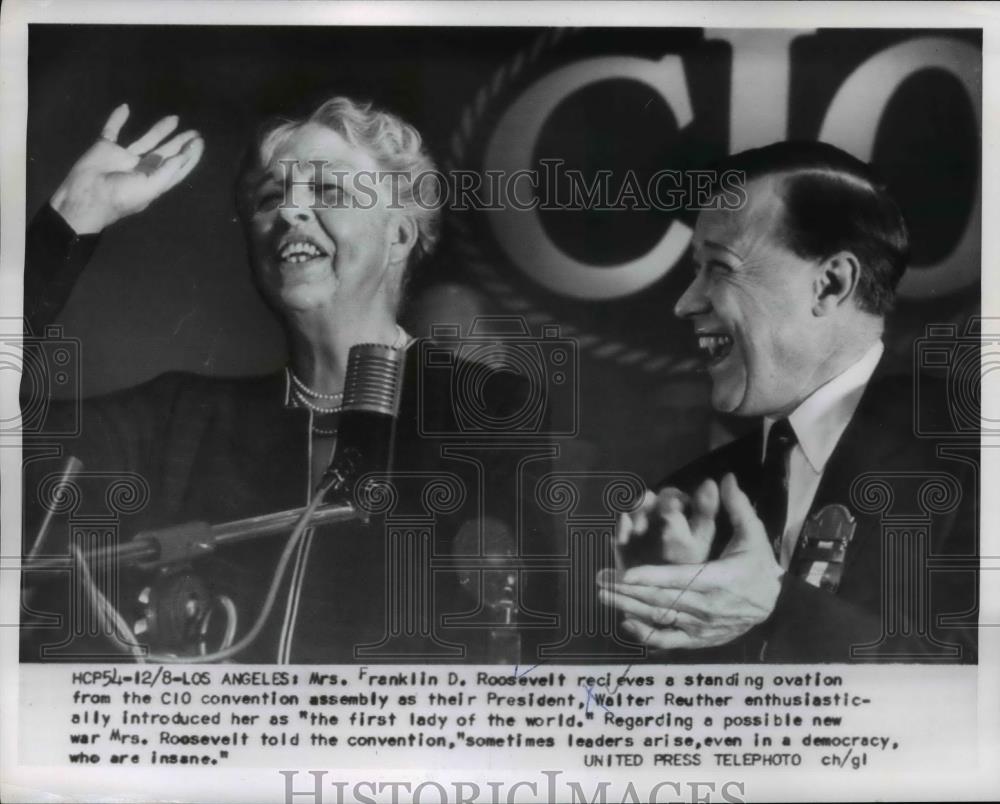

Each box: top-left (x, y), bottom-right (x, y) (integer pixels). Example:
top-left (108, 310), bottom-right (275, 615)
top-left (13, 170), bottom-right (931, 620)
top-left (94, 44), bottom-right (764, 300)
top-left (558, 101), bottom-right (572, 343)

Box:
top-left (99, 103), bottom-right (131, 143)
top-left (134, 130), bottom-right (201, 176)
top-left (151, 128), bottom-right (201, 159)
top-left (144, 136), bottom-right (204, 197)
top-left (126, 115), bottom-right (180, 155)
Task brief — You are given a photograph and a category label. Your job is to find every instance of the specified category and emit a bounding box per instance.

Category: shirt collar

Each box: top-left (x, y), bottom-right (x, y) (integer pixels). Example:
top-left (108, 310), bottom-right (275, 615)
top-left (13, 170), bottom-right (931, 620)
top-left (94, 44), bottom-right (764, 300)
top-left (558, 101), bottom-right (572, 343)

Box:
top-left (762, 341), bottom-right (884, 473)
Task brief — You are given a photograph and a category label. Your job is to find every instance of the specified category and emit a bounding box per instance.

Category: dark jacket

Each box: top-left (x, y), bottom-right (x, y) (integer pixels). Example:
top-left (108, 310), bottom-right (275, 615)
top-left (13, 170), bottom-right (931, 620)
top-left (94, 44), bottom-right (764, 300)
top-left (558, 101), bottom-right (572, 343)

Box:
top-left (21, 205), bottom-right (559, 663)
top-left (659, 364), bottom-right (979, 663)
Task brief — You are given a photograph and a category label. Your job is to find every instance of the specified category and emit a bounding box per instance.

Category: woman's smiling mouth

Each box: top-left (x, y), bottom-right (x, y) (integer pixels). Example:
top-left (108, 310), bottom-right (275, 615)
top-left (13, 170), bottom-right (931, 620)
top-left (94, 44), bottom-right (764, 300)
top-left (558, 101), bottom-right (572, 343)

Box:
top-left (276, 238), bottom-right (330, 267)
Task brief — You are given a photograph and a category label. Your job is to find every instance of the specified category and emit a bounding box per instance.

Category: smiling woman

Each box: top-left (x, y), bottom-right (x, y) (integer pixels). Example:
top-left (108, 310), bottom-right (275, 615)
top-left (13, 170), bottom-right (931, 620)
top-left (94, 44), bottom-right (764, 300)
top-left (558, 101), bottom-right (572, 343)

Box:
top-left (238, 99), bottom-right (440, 328)
top-left (230, 99), bottom-right (442, 473)
top-left (20, 95), bottom-right (558, 665)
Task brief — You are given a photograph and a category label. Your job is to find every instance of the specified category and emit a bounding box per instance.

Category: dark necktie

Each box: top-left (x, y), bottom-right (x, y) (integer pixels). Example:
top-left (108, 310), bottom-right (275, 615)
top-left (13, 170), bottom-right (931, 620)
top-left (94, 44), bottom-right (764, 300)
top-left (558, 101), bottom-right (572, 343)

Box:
top-left (756, 418), bottom-right (797, 560)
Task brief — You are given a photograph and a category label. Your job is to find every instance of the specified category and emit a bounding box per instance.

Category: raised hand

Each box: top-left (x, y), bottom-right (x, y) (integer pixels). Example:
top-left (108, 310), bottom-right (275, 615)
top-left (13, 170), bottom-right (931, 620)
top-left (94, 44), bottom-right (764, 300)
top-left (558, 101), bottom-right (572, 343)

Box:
top-left (50, 104), bottom-right (204, 234)
top-left (616, 478), bottom-right (718, 565)
top-left (599, 473), bottom-right (783, 651)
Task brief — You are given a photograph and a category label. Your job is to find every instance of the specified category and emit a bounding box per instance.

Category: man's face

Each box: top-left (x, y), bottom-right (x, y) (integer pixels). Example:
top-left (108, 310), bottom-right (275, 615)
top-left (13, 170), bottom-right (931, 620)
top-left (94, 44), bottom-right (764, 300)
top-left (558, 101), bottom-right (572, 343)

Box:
top-left (245, 123), bottom-right (400, 317)
top-left (675, 176), bottom-right (823, 417)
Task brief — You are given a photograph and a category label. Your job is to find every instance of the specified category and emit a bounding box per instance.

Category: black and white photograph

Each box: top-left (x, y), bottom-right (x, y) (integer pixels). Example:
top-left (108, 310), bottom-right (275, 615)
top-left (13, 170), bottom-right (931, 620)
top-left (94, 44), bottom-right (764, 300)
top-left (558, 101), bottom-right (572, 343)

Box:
top-left (1, 2), bottom-right (996, 802)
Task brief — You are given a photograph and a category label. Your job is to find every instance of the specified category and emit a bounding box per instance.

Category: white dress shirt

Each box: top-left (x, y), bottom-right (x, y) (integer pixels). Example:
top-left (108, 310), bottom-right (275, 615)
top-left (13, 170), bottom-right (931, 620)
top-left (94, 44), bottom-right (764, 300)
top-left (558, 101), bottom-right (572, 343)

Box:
top-left (762, 341), bottom-right (884, 569)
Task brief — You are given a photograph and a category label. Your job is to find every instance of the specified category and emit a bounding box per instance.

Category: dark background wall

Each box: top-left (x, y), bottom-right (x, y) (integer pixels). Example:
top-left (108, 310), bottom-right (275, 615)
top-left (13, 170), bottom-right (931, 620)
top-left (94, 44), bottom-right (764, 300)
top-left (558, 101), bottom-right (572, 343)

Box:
top-left (26, 26), bottom-right (981, 483)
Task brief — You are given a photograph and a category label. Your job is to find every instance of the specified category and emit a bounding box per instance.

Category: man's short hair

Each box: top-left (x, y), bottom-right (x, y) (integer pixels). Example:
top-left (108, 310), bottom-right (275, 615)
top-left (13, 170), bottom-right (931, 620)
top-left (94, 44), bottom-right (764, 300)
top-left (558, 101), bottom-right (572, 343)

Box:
top-left (713, 141), bottom-right (910, 316)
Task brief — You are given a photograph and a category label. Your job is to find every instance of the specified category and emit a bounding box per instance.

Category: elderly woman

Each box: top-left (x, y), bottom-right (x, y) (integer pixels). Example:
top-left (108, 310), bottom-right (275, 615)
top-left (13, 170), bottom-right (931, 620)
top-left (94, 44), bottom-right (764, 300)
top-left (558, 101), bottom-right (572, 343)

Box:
top-left (23, 98), bottom-right (556, 663)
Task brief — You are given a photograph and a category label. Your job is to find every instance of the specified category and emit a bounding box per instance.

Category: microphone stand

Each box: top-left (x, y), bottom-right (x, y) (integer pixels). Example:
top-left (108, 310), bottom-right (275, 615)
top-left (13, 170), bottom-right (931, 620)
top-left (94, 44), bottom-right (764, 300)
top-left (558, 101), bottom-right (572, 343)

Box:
top-left (23, 340), bottom-right (405, 660)
top-left (486, 579), bottom-right (522, 664)
top-left (24, 500), bottom-right (362, 574)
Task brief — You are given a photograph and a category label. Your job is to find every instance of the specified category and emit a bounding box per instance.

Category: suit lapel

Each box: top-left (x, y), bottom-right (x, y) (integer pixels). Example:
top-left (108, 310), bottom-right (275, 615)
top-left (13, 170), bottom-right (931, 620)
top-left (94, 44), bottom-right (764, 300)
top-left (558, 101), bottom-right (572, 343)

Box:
top-left (800, 359), bottom-right (912, 573)
top-left (692, 430), bottom-right (762, 558)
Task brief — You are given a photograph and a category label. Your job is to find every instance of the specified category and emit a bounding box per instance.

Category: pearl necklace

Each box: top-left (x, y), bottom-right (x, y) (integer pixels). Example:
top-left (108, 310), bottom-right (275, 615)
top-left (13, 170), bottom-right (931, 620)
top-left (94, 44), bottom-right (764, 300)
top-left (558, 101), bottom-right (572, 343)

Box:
top-left (286, 325), bottom-right (409, 424)
top-left (290, 371), bottom-right (343, 402)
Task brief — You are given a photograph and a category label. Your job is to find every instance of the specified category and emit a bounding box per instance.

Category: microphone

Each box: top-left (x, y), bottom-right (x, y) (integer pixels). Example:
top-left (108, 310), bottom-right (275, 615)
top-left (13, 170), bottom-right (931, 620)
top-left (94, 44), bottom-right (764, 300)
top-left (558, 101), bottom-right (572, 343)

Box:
top-left (453, 517), bottom-right (522, 663)
top-left (321, 342), bottom-right (407, 500)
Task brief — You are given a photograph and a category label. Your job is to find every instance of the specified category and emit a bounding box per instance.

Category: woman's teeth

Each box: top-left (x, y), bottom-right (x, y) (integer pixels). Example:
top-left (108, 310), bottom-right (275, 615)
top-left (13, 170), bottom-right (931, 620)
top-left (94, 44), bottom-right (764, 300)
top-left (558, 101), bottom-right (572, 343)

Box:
top-left (278, 241), bottom-right (325, 263)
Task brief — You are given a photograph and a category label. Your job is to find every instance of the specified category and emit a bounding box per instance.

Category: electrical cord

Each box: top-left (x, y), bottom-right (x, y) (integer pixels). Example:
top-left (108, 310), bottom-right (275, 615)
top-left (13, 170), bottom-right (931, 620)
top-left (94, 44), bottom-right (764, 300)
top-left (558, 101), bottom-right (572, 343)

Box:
top-left (72, 471), bottom-right (346, 663)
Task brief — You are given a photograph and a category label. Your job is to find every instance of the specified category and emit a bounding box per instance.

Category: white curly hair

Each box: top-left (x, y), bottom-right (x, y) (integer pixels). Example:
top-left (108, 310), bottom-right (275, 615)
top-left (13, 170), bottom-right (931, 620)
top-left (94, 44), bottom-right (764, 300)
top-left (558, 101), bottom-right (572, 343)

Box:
top-left (242, 96), bottom-right (441, 269)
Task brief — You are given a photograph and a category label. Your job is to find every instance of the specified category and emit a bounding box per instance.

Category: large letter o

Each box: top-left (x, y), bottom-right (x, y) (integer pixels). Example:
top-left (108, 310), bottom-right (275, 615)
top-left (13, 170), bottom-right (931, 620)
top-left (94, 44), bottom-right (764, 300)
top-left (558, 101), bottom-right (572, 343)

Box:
top-left (484, 56), bottom-right (694, 300)
top-left (819, 37), bottom-right (981, 298)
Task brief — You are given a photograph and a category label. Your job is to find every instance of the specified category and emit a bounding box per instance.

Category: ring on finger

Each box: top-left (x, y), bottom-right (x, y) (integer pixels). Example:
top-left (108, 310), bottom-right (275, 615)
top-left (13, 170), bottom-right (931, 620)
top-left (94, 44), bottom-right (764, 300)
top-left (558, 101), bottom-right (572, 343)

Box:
top-left (136, 152), bottom-right (165, 176)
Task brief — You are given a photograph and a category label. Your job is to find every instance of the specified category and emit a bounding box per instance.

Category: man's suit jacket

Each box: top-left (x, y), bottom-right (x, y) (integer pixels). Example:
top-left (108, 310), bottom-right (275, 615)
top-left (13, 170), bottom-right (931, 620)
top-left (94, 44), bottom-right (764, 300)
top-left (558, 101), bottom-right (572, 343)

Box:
top-left (662, 363), bottom-right (978, 663)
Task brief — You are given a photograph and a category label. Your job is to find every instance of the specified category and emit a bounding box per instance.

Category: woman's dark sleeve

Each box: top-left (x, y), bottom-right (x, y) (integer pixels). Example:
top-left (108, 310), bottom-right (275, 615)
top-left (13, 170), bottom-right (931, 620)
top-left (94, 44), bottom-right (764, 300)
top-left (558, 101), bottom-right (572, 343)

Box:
top-left (21, 203), bottom-right (176, 473)
top-left (19, 206), bottom-right (180, 661)
top-left (23, 203), bottom-right (101, 334)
